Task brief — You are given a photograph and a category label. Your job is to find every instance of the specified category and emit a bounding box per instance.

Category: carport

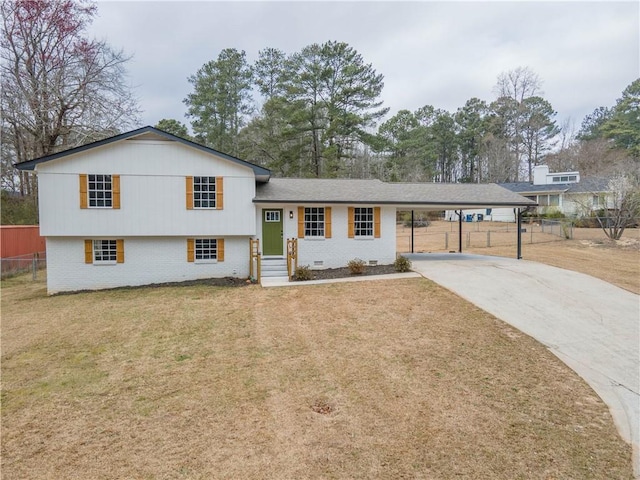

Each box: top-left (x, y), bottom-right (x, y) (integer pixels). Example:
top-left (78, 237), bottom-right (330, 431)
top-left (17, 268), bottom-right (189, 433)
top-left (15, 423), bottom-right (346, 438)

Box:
top-left (380, 182), bottom-right (537, 259)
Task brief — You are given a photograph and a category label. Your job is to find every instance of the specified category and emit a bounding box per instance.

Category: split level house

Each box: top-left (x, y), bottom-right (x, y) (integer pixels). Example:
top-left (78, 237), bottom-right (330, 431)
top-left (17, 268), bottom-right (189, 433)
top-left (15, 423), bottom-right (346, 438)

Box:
top-left (15, 126), bottom-right (535, 294)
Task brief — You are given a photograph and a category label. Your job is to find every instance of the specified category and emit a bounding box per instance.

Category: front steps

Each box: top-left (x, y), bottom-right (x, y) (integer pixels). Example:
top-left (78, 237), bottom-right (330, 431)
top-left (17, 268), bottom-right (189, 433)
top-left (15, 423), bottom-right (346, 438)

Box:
top-left (261, 257), bottom-right (288, 279)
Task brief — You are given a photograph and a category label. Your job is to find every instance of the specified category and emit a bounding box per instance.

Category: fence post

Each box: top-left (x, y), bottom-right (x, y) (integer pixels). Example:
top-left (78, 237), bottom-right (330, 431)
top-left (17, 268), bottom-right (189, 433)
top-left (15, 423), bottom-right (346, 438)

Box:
top-left (445, 232), bottom-right (448, 250)
top-left (487, 230), bottom-right (490, 247)
top-left (530, 227), bottom-right (534, 244)
top-left (466, 231), bottom-right (470, 248)
top-left (32, 253), bottom-right (37, 280)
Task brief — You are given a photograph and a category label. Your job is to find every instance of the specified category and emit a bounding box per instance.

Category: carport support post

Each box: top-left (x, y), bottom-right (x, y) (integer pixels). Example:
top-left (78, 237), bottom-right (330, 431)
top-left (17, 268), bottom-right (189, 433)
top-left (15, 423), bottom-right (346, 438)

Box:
top-left (411, 210), bottom-right (414, 253)
top-left (458, 210), bottom-right (463, 253)
top-left (517, 208), bottom-right (523, 260)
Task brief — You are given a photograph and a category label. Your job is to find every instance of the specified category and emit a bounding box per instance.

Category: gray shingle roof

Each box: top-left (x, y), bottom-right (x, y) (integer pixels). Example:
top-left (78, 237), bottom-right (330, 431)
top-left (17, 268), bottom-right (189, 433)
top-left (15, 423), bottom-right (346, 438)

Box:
top-left (499, 182), bottom-right (571, 194)
top-left (500, 177), bottom-right (611, 195)
top-left (255, 178), bottom-right (536, 208)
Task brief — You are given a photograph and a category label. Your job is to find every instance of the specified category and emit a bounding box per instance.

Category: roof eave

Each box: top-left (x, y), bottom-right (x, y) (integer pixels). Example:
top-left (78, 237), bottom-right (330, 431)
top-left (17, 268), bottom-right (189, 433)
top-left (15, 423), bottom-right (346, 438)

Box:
top-left (13, 126), bottom-right (271, 178)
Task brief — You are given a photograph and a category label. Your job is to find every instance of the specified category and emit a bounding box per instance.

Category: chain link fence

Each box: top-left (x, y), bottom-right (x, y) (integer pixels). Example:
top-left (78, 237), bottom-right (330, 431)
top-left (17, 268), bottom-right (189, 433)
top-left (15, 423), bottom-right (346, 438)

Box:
top-left (1, 252), bottom-right (47, 279)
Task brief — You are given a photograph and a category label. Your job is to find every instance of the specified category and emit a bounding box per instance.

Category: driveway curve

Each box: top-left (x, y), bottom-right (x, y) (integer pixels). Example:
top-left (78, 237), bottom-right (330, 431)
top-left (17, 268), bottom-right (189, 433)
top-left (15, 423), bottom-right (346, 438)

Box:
top-left (406, 253), bottom-right (640, 477)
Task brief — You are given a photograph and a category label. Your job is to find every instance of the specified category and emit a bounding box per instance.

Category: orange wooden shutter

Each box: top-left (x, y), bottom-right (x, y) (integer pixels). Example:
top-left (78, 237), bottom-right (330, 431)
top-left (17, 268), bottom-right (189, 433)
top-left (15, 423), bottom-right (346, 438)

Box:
top-left (325, 207), bottom-right (332, 238)
top-left (187, 238), bottom-right (194, 262)
top-left (186, 176), bottom-right (193, 209)
top-left (374, 207), bottom-right (381, 238)
top-left (217, 239), bottom-right (225, 262)
top-left (84, 239), bottom-right (93, 263)
top-left (79, 174), bottom-right (88, 209)
top-left (348, 207), bottom-right (354, 238)
top-left (297, 207), bottom-right (304, 238)
top-left (116, 239), bottom-right (125, 263)
top-left (216, 177), bottom-right (224, 210)
top-left (112, 175), bottom-right (121, 209)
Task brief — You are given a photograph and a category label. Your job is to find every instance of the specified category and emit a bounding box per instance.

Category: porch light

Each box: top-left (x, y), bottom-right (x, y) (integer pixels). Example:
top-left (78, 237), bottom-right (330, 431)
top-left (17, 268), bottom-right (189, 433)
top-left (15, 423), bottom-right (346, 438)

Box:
top-left (289, 210), bottom-right (294, 219)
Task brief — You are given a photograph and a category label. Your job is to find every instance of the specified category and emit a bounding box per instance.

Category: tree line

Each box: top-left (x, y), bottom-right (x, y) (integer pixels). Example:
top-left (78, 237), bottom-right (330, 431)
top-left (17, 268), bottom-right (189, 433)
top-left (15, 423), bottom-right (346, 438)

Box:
top-left (174, 48), bottom-right (638, 184)
top-left (1, 0), bottom-right (638, 226)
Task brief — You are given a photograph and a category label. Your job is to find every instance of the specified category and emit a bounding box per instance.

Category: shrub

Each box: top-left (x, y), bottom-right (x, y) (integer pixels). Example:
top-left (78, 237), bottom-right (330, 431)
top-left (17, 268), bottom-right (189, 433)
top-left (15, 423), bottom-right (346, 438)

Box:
top-left (294, 265), bottom-right (313, 281)
top-left (347, 258), bottom-right (366, 274)
top-left (394, 255), bottom-right (412, 272)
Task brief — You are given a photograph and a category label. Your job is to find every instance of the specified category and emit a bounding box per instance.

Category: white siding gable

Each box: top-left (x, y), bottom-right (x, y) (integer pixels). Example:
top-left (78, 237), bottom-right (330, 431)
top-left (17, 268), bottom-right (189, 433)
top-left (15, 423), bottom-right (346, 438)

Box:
top-left (37, 139), bottom-right (257, 236)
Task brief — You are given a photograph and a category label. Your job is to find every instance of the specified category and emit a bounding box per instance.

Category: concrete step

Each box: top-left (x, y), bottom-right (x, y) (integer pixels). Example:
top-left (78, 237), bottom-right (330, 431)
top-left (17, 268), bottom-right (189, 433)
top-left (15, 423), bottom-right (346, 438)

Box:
top-left (260, 258), bottom-right (288, 278)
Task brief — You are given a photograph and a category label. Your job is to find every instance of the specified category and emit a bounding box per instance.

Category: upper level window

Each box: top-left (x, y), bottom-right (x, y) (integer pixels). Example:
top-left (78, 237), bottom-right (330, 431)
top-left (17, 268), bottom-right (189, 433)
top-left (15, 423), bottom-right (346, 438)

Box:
top-left (354, 207), bottom-right (374, 237)
top-left (80, 174), bottom-right (120, 209)
top-left (186, 176), bottom-right (223, 210)
top-left (193, 176), bottom-right (217, 208)
top-left (304, 207), bottom-right (325, 237)
top-left (89, 174), bottom-right (112, 207)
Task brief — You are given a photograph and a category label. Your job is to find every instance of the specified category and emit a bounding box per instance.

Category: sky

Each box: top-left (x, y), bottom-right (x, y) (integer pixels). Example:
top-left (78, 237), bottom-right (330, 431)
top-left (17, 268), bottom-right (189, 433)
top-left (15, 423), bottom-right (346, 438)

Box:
top-left (88, 1), bottom-right (639, 133)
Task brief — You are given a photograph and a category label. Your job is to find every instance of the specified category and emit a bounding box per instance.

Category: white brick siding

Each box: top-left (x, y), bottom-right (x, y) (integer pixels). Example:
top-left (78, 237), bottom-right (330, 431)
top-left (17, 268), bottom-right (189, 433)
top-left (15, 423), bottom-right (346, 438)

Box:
top-left (46, 236), bottom-right (250, 294)
top-left (256, 204), bottom-right (397, 269)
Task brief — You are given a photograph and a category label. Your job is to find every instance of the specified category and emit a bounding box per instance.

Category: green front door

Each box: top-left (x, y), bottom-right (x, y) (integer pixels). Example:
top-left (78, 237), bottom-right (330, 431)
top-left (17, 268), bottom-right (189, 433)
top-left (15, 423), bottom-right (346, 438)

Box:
top-left (262, 209), bottom-right (283, 256)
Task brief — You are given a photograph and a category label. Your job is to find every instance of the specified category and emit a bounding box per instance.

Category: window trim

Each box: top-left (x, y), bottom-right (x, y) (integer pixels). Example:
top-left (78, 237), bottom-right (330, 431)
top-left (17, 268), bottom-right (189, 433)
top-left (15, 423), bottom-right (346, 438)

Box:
top-left (304, 207), bottom-right (325, 238)
top-left (186, 176), bottom-right (224, 210)
top-left (348, 206), bottom-right (380, 239)
top-left (187, 238), bottom-right (225, 263)
top-left (79, 174), bottom-right (120, 209)
top-left (84, 239), bottom-right (124, 264)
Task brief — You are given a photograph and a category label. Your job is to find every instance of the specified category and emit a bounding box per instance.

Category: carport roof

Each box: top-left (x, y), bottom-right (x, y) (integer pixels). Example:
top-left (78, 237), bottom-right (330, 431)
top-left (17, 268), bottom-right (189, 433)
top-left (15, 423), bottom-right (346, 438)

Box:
top-left (254, 178), bottom-right (537, 208)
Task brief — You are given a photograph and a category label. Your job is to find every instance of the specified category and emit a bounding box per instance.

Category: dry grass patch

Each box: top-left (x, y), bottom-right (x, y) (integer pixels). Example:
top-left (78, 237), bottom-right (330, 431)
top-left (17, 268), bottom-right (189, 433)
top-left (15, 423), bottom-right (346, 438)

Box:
top-left (1, 276), bottom-right (633, 479)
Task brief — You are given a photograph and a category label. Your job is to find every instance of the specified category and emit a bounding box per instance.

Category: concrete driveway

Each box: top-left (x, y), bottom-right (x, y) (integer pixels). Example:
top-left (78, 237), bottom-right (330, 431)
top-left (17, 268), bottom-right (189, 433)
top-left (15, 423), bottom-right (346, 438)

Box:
top-left (406, 253), bottom-right (640, 477)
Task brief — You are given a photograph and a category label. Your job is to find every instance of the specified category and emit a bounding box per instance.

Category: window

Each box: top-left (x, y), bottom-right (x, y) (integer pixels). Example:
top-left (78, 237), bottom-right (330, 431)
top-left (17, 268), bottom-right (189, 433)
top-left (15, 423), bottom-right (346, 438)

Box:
top-left (348, 207), bottom-right (380, 239)
top-left (538, 194), bottom-right (560, 207)
top-left (568, 175), bottom-right (577, 182)
top-left (552, 177), bottom-right (561, 183)
top-left (187, 238), bottom-right (225, 262)
top-left (186, 176), bottom-right (223, 210)
top-left (80, 174), bottom-right (120, 209)
top-left (88, 174), bottom-right (112, 207)
top-left (84, 239), bottom-right (124, 264)
top-left (354, 207), bottom-right (374, 237)
top-left (193, 176), bottom-right (216, 208)
top-left (195, 238), bottom-right (217, 260)
top-left (304, 207), bottom-right (325, 237)
top-left (265, 210), bottom-right (280, 222)
top-left (592, 195), bottom-right (604, 208)
top-left (94, 240), bottom-right (117, 262)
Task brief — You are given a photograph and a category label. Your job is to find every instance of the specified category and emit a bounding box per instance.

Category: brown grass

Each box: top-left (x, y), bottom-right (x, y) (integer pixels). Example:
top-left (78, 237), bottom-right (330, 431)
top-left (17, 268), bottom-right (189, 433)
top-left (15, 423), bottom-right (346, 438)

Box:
top-left (1, 274), bottom-right (633, 479)
top-left (398, 220), bottom-right (640, 294)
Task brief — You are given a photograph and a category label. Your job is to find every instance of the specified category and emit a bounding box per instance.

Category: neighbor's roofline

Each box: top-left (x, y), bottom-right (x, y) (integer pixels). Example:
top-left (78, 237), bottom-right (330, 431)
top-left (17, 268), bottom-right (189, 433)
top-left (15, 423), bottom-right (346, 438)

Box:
top-left (13, 125), bottom-right (272, 178)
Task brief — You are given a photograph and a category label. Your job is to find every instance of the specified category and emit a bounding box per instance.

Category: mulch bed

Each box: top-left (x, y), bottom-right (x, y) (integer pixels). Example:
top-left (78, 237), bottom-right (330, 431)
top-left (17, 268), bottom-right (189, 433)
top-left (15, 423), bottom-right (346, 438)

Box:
top-left (56, 265), bottom-right (402, 295)
top-left (293, 264), bottom-right (398, 281)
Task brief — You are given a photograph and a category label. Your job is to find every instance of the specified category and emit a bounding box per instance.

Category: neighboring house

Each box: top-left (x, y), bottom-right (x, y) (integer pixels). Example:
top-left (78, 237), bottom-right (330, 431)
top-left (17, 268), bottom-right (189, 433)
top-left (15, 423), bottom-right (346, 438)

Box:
top-left (15, 126), bottom-right (534, 293)
top-left (446, 165), bottom-right (612, 222)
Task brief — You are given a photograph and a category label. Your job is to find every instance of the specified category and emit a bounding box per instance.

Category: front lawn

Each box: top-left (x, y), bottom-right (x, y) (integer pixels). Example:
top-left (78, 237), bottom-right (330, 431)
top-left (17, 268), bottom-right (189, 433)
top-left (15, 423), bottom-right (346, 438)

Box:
top-left (1, 276), bottom-right (633, 479)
